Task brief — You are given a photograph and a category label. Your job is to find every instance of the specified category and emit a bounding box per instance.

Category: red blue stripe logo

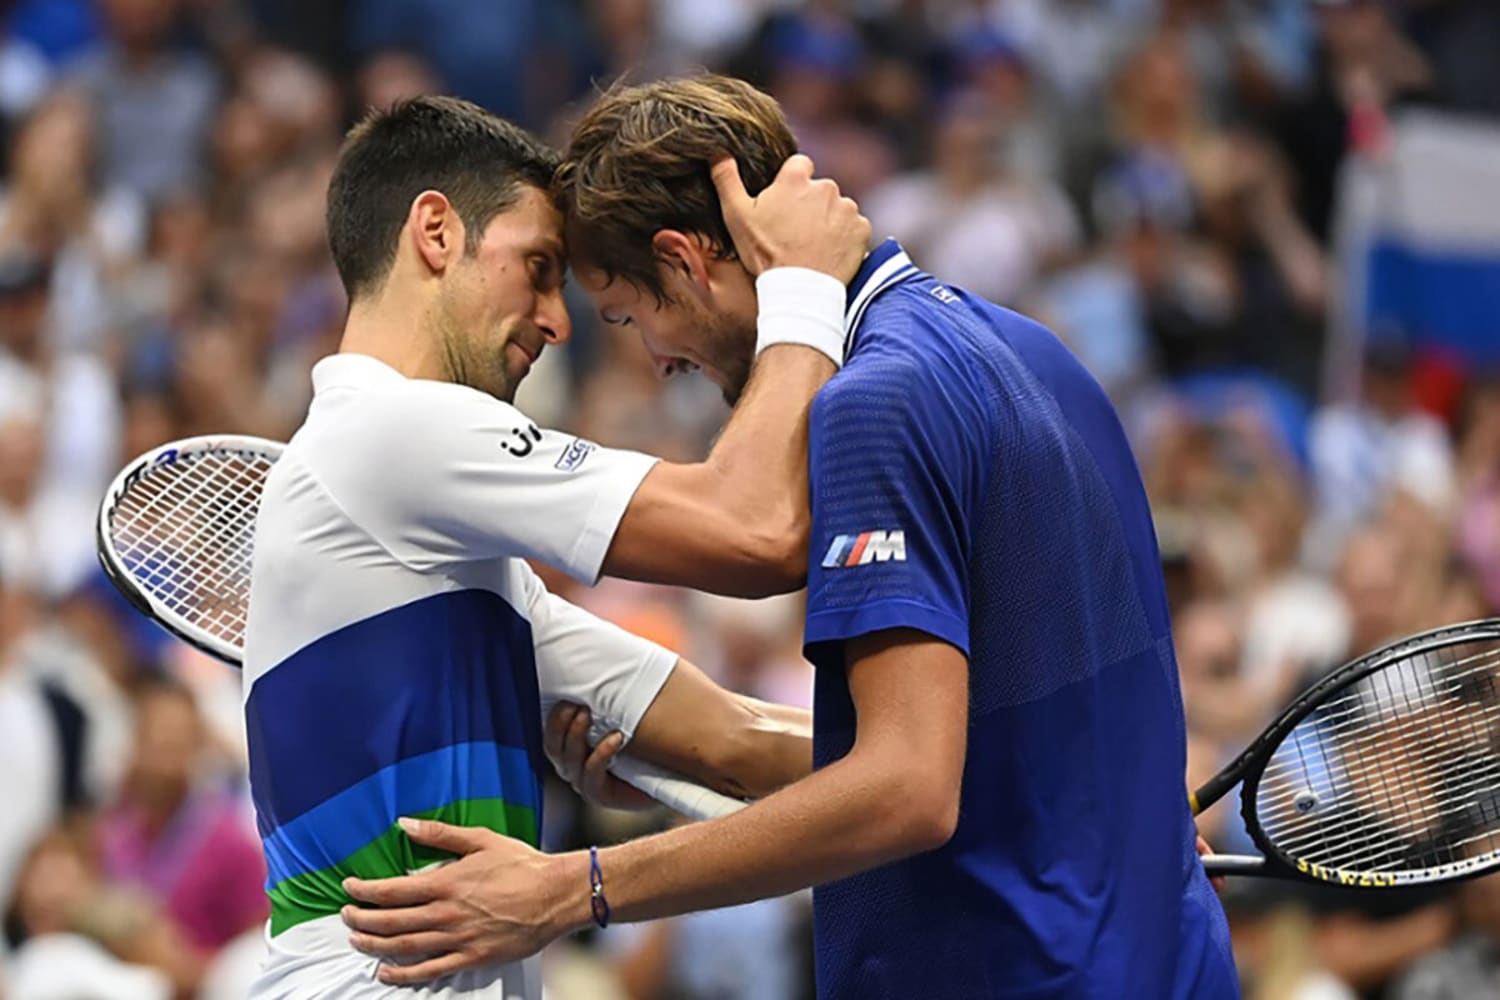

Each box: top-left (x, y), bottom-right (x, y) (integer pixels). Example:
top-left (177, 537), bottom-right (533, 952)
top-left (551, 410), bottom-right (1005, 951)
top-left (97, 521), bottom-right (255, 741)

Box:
top-left (821, 530), bottom-right (907, 569)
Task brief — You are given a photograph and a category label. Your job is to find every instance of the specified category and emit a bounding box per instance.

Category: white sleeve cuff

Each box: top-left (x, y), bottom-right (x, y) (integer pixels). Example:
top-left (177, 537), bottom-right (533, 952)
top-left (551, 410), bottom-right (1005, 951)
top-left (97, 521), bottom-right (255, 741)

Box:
top-left (755, 267), bottom-right (848, 368)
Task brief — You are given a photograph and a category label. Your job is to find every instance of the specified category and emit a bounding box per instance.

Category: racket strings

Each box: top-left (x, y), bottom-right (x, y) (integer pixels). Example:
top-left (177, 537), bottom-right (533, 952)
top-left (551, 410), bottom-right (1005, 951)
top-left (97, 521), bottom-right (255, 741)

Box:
top-left (1261, 658), bottom-right (1500, 866)
top-left (1255, 639), bottom-right (1500, 878)
top-left (108, 451), bottom-right (271, 646)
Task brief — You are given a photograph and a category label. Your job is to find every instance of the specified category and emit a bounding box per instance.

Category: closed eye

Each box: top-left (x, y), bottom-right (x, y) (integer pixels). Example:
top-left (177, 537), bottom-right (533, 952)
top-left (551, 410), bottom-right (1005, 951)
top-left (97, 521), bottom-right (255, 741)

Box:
top-left (529, 254), bottom-right (566, 293)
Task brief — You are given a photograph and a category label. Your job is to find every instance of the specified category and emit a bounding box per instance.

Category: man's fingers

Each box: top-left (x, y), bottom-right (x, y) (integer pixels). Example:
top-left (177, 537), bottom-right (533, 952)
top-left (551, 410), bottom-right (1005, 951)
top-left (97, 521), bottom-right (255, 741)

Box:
top-left (351, 928), bottom-right (460, 959)
top-left (342, 900), bottom-right (455, 935)
top-left (400, 817), bottom-right (490, 855)
top-left (710, 157), bottom-right (753, 216)
top-left (545, 703), bottom-right (580, 765)
top-left (563, 708), bottom-right (592, 782)
top-left (343, 872), bottom-right (442, 908)
top-left (776, 152), bottom-right (815, 182)
top-left (582, 732), bottom-right (626, 797)
top-left (377, 951), bottom-right (475, 987)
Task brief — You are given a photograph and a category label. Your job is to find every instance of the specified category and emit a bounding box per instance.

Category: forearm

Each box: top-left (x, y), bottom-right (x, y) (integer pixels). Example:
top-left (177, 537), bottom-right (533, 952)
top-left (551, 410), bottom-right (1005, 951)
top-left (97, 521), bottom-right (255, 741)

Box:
top-left (693, 342), bottom-right (833, 539)
top-left (602, 270), bottom-right (845, 595)
top-left (628, 692), bottom-right (810, 801)
top-left (737, 694), bottom-right (812, 734)
top-left (720, 697), bottom-right (812, 799)
top-left (545, 750), bottom-right (945, 934)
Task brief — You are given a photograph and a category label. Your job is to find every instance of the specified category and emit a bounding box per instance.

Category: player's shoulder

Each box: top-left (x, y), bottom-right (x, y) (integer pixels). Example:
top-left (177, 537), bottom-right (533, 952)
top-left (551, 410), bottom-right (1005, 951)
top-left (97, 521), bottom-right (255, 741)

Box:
top-left (304, 365), bottom-right (532, 465)
top-left (818, 288), bottom-right (991, 421)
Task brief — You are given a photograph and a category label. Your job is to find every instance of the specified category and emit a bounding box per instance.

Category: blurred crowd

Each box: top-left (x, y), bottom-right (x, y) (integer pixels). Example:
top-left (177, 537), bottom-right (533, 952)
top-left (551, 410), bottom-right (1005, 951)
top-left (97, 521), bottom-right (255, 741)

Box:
top-left (1, 0), bottom-right (1499, 997)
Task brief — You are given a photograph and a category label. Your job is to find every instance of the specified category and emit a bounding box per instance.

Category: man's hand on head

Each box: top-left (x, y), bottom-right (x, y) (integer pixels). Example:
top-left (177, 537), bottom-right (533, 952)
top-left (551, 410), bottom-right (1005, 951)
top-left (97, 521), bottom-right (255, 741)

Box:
top-left (711, 155), bottom-right (870, 283)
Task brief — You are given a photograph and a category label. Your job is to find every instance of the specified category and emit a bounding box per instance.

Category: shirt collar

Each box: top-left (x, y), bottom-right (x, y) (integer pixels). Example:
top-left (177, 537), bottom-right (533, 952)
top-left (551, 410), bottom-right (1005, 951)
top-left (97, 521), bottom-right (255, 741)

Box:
top-left (311, 352), bottom-right (406, 394)
top-left (844, 239), bottom-right (919, 348)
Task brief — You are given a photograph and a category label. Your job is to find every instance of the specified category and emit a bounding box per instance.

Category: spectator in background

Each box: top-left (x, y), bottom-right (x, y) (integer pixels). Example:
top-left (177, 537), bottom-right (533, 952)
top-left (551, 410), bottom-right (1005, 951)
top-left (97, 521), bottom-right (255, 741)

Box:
top-left (0, 413), bottom-right (92, 598)
top-left (350, 0), bottom-right (593, 128)
top-left (1273, 0), bottom-right (1432, 244)
top-left (354, 49), bottom-right (441, 115)
top-left (982, 0), bottom-right (1142, 113)
top-left (71, 0), bottom-right (220, 202)
top-left (4, 828), bottom-right (180, 1000)
top-left (688, 593), bottom-right (812, 710)
top-left (96, 681), bottom-right (265, 959)
top-left (949, 27), bottom-right (1063, 184)
top-left (0, 580), bottom-right (62, 916)
top-left (758, 7), bottom-right (894, 200)
top-left (600, 884), bottom-right (813, 1000)
top-left (1308, 343), bottom-right (1456, 569)
top-left (1192, 131), bottom-right (1329, 397)
top-left (1393, 851), bottom-right (1500, 999)
top-left (1335, 526), bottom-right (1423, 661)
top-left (0, 88), bottom-right (147, 354)
top-left (1400, 0), bottom-right (1500, 117)
top-left (1455, 377), bottom-right (1500, 612)
top-left (865, 91), bottom-right (1078, 306)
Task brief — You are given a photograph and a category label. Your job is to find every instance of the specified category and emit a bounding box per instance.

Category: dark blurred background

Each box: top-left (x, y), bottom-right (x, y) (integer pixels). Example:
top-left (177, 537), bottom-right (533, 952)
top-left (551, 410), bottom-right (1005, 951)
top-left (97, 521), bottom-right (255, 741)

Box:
top-left (1, 1), bottom-right (1500, 997)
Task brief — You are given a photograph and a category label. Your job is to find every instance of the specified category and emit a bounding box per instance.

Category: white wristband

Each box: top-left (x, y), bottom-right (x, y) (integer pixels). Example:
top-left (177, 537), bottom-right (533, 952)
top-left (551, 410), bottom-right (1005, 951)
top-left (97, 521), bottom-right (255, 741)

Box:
top-left (755, 267), bottom-right (848, 369)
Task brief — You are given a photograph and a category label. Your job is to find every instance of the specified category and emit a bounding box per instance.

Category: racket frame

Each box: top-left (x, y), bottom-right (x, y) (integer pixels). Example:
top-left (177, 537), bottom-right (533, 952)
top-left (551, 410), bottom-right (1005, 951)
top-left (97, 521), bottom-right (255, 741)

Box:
top-left (1195, 617), bottom-right (1500, 888)
top-left (96, 435), bottom-right (285, 667)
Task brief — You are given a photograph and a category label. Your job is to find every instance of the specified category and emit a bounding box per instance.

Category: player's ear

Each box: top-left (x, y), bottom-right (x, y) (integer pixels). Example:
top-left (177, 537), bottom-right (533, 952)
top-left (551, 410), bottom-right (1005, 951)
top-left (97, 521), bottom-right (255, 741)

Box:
top-left (651, 229), bottom-right (711, 302)
top-left (408, 190), bottom-right (463, 276)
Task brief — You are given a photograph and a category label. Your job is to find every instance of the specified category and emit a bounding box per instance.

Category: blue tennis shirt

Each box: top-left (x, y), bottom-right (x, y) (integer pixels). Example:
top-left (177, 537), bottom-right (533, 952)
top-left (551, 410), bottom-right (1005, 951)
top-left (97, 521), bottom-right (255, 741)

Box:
top-left (802, 241), bottom-right (1240, 999)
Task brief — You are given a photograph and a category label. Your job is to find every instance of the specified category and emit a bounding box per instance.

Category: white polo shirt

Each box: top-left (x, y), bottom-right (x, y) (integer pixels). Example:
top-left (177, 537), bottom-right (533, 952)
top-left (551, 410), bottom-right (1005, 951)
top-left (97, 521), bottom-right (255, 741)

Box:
top-left (244, 354), bottom-right (676, 999)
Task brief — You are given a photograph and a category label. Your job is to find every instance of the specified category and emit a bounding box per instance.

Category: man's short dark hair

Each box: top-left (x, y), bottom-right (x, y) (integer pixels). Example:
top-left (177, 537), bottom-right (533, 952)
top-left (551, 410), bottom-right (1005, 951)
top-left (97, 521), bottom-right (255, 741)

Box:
top-left (326, 96), bottom-right (559, 300)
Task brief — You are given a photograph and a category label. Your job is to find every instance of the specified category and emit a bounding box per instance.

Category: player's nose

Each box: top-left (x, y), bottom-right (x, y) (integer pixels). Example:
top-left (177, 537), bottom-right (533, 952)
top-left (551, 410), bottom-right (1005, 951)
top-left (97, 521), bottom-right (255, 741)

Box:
top-left (536, 290), bottom-right (572, 346)
top-left (647, 349), bottom-right (675, 381)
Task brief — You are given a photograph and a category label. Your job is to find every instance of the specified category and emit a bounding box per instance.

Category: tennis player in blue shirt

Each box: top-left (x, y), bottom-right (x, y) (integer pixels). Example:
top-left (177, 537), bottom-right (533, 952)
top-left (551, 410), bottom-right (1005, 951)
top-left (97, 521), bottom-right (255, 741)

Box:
top-left (342, 75), bottom-right (1239, 999)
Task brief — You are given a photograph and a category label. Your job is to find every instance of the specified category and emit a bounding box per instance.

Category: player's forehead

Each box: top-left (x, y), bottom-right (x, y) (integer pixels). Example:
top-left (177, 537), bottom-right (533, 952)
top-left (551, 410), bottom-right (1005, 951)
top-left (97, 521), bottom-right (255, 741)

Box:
top-left (574, 264), bottom-right (646, 316)
top-left (474, 184), bottom-right (564, 260)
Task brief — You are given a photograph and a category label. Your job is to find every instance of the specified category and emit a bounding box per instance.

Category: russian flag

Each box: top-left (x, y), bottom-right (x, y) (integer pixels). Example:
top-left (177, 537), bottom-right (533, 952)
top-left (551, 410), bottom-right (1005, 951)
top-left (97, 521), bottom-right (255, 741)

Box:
top-left (1345, 110), bottom-right (1500, 368)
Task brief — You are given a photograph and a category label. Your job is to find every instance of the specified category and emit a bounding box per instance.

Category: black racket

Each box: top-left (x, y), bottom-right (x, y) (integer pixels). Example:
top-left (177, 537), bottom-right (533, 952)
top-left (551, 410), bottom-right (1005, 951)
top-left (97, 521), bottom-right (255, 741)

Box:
top-left (1194, 618), bottom-right (1500, 887)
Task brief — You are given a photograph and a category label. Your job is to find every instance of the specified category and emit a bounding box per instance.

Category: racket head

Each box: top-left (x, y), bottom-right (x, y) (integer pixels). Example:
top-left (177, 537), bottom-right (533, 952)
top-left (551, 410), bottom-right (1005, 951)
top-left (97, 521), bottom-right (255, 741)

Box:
top-left (97, 435), bottom-right (283, 667)
top-left (1236, 618), bottom-right (1500, 888)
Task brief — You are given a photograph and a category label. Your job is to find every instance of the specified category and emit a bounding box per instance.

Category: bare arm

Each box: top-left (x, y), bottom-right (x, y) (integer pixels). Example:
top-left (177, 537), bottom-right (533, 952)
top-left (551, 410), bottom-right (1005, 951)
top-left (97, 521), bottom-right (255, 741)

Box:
top-left (581, 631), bottom-right (966, 920)
top-left (343, 630), bottom-right (968, 983)
top-left (547, 659), bottom-right (812, 806)
top-left (599, 156), bottom-right (869, 598)
top-left (602, 343), bottom-right (832, 597)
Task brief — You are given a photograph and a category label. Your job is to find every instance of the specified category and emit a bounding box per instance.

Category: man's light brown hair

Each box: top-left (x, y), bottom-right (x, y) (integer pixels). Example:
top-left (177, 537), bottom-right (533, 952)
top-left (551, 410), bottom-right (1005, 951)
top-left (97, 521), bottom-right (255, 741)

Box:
top-left (555, 74), bottom-right (797, 303)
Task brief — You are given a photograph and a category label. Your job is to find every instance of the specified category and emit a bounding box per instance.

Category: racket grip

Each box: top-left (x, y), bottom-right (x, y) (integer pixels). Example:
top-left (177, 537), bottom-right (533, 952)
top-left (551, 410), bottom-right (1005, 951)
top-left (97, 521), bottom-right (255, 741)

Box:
top-left (1201, 854), bottom-right (1267, 876)
top-left (609, 754), bottom-right (748, 821)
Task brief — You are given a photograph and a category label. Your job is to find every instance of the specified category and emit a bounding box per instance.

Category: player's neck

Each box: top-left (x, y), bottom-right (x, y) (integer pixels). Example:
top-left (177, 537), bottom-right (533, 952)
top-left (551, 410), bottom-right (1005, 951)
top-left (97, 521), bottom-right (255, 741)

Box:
top-left (339, 289), bottom-right (447, 382)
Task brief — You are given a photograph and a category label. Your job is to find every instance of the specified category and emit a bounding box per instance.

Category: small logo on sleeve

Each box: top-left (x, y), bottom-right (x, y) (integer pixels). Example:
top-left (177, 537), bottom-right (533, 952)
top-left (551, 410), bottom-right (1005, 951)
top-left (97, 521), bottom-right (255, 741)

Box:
top-left (554, 437), bottom-right (596, 473)
top-left (821, 530), bottom-right (907, 569)
top-left (502, 422), bottom-right (543, 458)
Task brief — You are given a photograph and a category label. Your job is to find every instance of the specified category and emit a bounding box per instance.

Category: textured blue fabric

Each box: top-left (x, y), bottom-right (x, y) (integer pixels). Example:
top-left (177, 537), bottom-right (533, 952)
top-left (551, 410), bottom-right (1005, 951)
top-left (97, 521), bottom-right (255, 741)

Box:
top-left (245, 589), bottom-right (545, 843)
top-left (803, 244), bottom-right (1239, 999)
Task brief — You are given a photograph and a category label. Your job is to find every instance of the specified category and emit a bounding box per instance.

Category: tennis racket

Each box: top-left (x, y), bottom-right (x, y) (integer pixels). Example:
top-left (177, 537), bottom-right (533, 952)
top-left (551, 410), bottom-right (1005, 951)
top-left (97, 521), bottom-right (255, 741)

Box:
top-left (97, 435), bottom-right (747, 822)
top-left (1194, 618), bottom-right (1500, 887)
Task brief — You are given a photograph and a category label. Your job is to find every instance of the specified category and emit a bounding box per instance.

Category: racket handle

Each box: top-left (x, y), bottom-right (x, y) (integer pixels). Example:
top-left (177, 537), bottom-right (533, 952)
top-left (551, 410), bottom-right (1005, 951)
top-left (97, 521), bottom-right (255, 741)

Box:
top-left (609, 754), bottom-right (747, 821)
top-left (1201, 854), bottom-right (1267, 877)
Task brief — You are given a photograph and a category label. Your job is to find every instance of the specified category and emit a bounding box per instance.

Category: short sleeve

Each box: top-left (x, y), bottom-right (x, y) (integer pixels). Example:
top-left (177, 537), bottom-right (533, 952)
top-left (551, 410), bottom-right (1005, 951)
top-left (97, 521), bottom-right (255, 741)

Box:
top-left (320, 383), bottom-right (657, 582)
top-left (521, 566), bottom-right (677, 746)
top-left (803, 361), bottom-right (979, 661)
